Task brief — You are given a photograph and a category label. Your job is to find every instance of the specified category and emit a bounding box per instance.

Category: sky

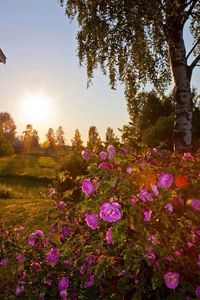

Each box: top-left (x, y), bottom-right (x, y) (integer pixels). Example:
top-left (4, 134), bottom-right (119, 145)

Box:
top-left (0, 0), bottom-right (199, 144)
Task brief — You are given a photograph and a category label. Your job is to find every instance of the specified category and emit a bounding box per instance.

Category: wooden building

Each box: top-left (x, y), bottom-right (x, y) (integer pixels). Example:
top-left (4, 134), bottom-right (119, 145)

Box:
top-left (0, 49), bottom-right (6, 64)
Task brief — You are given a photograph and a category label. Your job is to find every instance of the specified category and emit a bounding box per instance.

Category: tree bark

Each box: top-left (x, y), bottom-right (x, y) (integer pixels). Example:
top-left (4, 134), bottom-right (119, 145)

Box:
top-left (166, 15), bottom-right (193, 151)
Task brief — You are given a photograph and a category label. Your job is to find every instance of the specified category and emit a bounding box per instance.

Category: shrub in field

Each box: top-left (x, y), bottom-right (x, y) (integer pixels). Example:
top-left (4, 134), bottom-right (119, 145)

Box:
top-left (0, 184), bottom-right (14, 198)
top-left (0, 147), bottom-right (200, 299)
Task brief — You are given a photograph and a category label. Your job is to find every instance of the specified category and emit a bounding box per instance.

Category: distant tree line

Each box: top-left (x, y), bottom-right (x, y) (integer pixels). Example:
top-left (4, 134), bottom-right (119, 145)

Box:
top-left (0, 112), bottom-right (120, 156)
top-left (0, 89), bottom-right (199, 157)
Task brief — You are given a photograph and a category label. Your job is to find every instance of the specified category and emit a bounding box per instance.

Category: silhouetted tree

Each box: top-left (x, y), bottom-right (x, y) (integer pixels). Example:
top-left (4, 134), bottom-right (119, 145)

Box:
top-left (0, 112), bottom-right (16, 142)
top-left (56, 126), bottom-right (65, 147)
top-left (87, 126), bottom-right (101, 153)
top-left (71, 129), bottom-right (83, 152)
top-left (105, 127), bottom-right (119, 147)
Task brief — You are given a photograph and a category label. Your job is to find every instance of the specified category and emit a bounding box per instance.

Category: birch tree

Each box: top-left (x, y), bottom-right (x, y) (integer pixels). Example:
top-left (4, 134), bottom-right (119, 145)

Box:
top-left (60, 0), bottom-right (200, 150)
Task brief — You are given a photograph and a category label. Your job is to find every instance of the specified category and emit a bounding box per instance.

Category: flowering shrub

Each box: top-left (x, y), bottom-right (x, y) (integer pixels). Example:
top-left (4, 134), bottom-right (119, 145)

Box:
top-left (0, 146), bottom-right (200, 299)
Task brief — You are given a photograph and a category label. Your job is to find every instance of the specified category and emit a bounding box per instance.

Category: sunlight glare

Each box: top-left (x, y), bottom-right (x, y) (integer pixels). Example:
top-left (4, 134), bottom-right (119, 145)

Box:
top-left (20, 92), bottom-right (54, 124)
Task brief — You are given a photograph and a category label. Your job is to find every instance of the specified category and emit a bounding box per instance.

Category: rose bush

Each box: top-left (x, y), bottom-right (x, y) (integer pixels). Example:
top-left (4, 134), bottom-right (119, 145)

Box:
top-left (0, 146), bottom-right (200, 299)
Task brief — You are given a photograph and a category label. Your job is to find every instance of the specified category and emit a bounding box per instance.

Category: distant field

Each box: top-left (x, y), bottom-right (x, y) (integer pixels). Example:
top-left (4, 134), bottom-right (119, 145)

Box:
top-left (0, 154), bottom-right (58, 181)
top-left (0, 154), bottom-right (58, 231)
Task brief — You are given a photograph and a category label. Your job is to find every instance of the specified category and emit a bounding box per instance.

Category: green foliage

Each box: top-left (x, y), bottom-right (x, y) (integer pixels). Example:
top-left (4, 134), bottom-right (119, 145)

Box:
top-left (142, 114), bottom-right (174, 149)
top-left (71, 128), bottom-right (83, 151)
top-left (121, 90), bottom-right (200, 150)
top-left (104, 127), bottom-right (119, 147)
top-left (60, 0), bottom-right (199, 150)
top-left (87, 126), bottom-right (102, 153)
top-left (60, 0), bottom-right (199, 94)
top-left (1, 147), bottom-right (200, 299)
top-left (0, 112), bottom-right (16, 156)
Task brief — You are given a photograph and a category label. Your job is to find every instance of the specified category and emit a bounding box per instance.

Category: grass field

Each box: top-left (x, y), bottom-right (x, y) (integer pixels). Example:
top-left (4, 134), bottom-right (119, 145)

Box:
top-left (0, 154), bottom-right (58, 231)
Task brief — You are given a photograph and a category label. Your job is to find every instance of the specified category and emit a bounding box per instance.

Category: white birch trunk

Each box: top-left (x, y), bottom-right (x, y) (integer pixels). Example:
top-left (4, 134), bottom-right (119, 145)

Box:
top-left (167, 23), bottom-right (192, 151)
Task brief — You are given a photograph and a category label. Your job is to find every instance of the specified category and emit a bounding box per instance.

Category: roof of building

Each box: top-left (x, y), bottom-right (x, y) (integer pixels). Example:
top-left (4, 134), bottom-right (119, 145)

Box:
top-left (0, 49), bottom-right (6, 64)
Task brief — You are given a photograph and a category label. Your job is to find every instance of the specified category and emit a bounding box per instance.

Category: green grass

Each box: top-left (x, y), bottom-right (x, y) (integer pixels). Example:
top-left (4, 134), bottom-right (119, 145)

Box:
top-left (0, 154), bottom-right (58, 231)
top-left (0, 154), bottom-right (60, 298)
top-left (0, 154), bottom-right (58, 180)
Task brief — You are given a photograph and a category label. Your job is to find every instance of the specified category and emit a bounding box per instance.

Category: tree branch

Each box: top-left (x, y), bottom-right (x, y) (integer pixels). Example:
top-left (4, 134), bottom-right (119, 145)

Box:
top-left (183, 0), bottom-right (198, 24)
top-left (184, 0), bottom-right (195, 9)
top-left (190, 53), bottom-right (200, 70)
top-left (186, 38), bottom-right (200, 60)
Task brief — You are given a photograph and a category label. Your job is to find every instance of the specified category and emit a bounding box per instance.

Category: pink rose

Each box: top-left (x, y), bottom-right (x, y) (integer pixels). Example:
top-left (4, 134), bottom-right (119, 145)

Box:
top-left (82, 179), bottom-right (95, 196)
top-left (81, 150), bottom-right (90, 161)
top-left (106, 228), bottom-right (114, 244)
top-left (85, 213), bottom-right (99, 229)
top-left (164, 272), bottom-right (179, 289)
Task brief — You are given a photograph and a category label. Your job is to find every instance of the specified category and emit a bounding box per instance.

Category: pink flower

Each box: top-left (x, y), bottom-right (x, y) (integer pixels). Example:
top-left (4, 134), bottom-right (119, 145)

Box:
top-left (164, 272), bottom-right (179, 289)
top-left (158, 173), bottom-right (173, 189)
top-left (151, 184), bottom-right (159, 196)
top-left (138, 189), bottom-right (153, 202)
top-left (38, 293), bottom-right (45, 300)
top-left (85, 213), bottom-right (99, 229)
top-left (186, 241), bottom-right (194, 248)
top-left (130, 197), bottom-right (137, 204)
top-left (82, 179), bottom-right (95, 196)
top-left (61, 226), bottom-right (70, 238)
top-left (0, 258), bottom-right (8, 266)
top-left (98, 161), bottom-right (113, 171)
top-left (126, 167), bottom-right (132, 174)
top-left (35, 229), bottom-right (44, 238)
top-left (44, 279), bottom-right (52, 286)
top-left (175, 249), bottom-right (183, 256)
top-left (100, 202), bottom-right (122, 223)
top-left (148, 234), bottom-right (158, 245)
top-left (45, 247), bottom-right (60, 264)
top-left (58, 277), bottom-right (69, 291)
top-left (107, 145), bottom-right (116, 159)
top-left (57, 201), bottom-right (66, 210)
top-left (85, 255), bottom-right (95, 265)
top-left (27, 229), bottom-right (44, 246)
top-left (80, 263), bottom-right (87, 275)
top-left (81, 150), bottom-right (90, 161)
top-left (122, 147), bottom-right (129, 154)
top-left (99, 151), bottom-right (107, 160)
top-left (47, 187), bottom-right (56, 196)
top-left (146, 249), bottom-right (157, 263)
top-left (15, 285), bottom-right (24, 296)
top-left (83, 272), bottom-right (94, 288)
top-left (195, 286), bottom-right (200, 298)
top-left (143, 209), bottom-right (152, 222)
top-left (190, 199), bottom-right (200, 211)
top-left (106, 228), bottom-right (114, 244)
top-left (51, 223), bottom-right (58, 232)
top-left (27, 233), bottom-right (36, 246)
top-left (165, 255), bottom-right (174, 262)
top-left (183, 152), bottom-right (193, 160)
top-left (16, 253), bottom-right (25, 264)
top-left (14, 226), bottom-right (24, 232)
top-left (60, 289), bottom-right (68, 300)
top-left (165, 203), bottom-right (174, 213)
top-left (63, 259), bottom-right (71, 265)
top-left (152, 148), bottom-right (157, 154)
top-left (30, 262), bottom-right (41, 272)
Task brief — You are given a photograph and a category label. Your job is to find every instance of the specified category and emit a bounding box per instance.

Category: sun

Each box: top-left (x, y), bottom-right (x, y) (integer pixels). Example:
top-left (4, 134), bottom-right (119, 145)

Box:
top-left (20, 92), bottom-right (54, 124)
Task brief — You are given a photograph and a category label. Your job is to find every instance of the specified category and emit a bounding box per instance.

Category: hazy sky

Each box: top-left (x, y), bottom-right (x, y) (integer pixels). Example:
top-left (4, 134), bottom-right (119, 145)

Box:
top-left (0, 0), bottom-right (199, 144)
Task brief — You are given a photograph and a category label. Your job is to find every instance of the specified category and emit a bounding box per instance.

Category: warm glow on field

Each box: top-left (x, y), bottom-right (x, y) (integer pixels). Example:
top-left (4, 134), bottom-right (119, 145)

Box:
top-left (20, 92), bottom-right (54, 124)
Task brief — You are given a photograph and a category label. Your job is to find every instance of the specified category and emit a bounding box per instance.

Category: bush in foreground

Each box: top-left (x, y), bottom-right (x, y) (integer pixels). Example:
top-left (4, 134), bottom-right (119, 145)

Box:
top-left (0, 147), bottom-right (200, 299)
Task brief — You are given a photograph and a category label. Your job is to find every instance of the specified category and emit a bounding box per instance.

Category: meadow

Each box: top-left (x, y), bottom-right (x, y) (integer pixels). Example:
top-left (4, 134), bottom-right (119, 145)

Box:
top-left (0, 154), bottom-right (57, 230)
